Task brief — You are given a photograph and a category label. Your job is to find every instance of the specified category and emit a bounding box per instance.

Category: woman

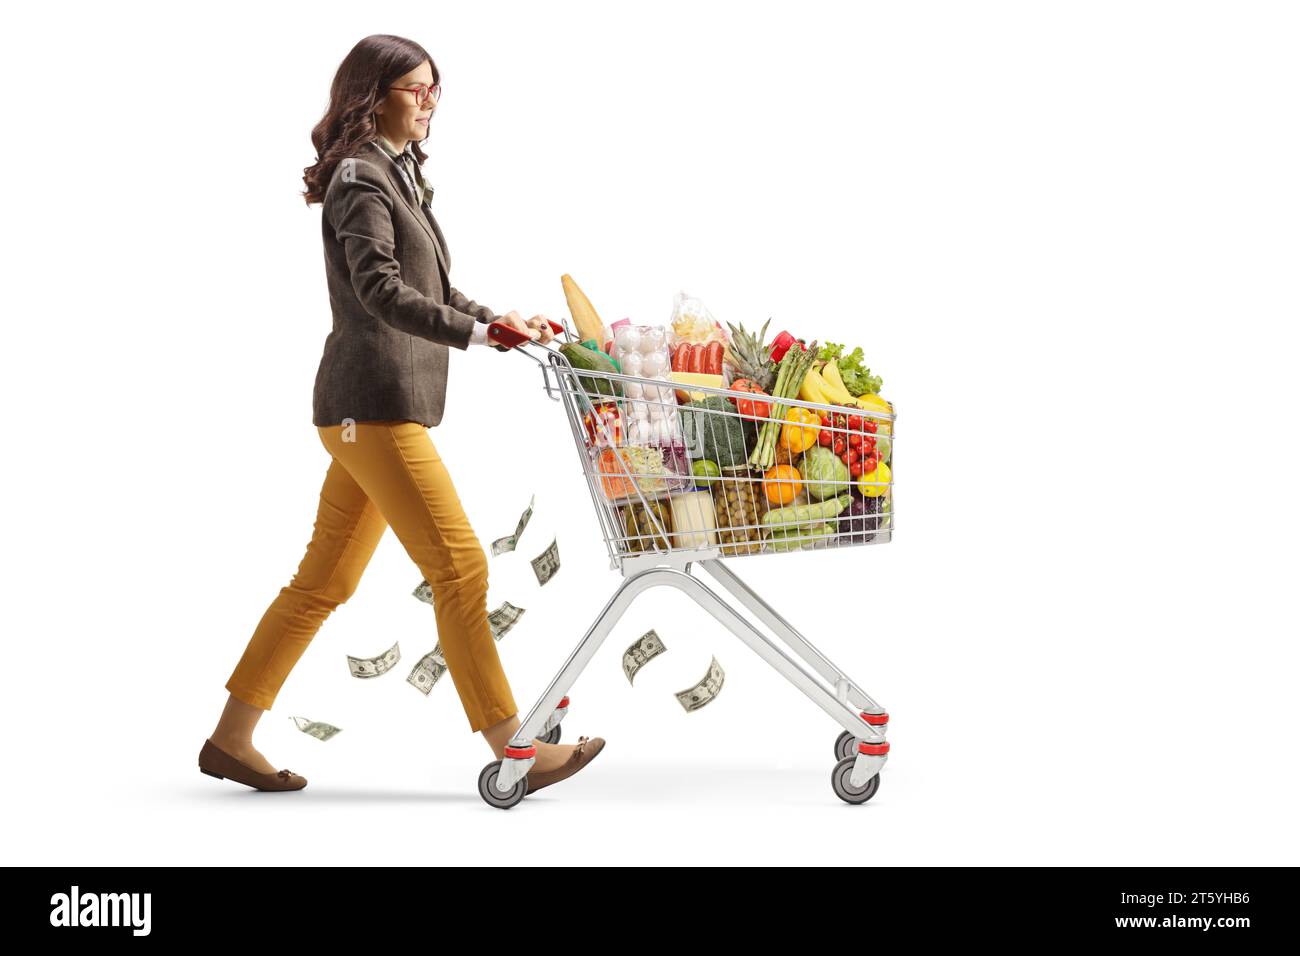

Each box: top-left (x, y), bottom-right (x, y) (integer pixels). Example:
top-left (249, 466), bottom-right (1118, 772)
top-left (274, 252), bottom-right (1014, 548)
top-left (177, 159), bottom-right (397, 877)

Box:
top-left (199, 34), bottom-right (604, 794)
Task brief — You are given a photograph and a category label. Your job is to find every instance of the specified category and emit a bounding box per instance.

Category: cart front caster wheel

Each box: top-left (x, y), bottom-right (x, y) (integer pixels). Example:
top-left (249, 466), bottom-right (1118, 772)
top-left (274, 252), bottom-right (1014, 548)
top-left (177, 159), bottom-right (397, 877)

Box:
top-left (831, 756), bottom-right (880, 805)
top-left (478, 760), bottom-right (527, 809)
top-left (834, 730), bottom-right (857, 762)
top-left (539, 724), bottom-right (562, 745)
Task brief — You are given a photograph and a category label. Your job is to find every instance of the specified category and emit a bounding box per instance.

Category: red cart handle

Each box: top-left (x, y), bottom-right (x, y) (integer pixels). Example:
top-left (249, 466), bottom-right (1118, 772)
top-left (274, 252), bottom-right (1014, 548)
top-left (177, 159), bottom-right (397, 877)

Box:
top-left (486, 318), bottom-right (565, 349)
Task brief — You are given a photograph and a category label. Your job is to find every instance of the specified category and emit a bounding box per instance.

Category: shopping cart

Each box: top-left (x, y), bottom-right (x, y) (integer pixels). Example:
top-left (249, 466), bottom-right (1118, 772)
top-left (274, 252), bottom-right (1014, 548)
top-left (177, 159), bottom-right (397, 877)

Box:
top-left (476, 318), bottom-right (892, 808)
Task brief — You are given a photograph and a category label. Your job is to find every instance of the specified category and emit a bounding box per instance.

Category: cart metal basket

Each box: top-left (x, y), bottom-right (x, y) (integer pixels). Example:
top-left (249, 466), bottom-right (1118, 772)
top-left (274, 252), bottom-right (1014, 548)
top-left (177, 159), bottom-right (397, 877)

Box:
top-left (476, 319), bottom-right (892, 808)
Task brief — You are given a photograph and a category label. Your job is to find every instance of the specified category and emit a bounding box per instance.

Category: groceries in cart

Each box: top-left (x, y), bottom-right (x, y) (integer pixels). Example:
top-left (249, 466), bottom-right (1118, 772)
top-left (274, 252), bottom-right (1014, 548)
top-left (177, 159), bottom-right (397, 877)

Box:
top-left (555, 276), bottom-right (894, 559)
top-left (474, 282), bottom-right (892, 810)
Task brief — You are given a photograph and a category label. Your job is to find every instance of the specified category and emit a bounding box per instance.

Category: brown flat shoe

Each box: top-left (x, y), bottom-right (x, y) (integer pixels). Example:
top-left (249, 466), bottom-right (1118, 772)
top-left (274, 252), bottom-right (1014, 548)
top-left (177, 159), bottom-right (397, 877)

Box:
top-left (524, 735), bottom-right (605, 795)
top-left (198, 738), bottom-right (307, 792)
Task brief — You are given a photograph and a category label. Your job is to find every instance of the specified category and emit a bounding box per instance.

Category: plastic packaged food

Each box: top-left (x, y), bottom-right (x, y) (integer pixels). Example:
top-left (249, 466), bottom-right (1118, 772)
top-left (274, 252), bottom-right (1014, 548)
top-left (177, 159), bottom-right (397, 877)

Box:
top-left (596, 444), bottom-right (692, 501)
top-left (669, 490), bottom-right (718, 548)
top-left (669, 291), bottom-right (727, 345)
top-left (582, 402), bottom-right (623, 448)
top-left (610, 322), bottom-right (685, 448)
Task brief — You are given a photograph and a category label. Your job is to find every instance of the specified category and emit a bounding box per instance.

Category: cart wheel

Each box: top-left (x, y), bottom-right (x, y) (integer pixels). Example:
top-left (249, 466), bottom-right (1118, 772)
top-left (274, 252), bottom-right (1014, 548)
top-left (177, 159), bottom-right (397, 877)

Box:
top-left (539, 724), bottom-right (562, 745)
top-left (831, 756), bottom-right (880, 805)
top-left (834, 730), bottom-right (857, 762)
top-left (478, 760), bottom-right (527, 809)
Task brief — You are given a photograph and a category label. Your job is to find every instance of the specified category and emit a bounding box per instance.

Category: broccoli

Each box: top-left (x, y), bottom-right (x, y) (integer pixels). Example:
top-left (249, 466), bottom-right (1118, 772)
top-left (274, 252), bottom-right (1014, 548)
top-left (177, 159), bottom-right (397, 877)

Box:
top-left (680, 395), bottom-right (756, 468)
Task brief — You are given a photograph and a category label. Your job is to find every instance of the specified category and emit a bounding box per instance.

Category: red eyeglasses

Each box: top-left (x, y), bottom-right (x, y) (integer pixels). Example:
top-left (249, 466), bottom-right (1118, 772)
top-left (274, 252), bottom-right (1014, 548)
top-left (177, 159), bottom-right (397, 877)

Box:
top-left (389, 83), bottom-right (441, 106)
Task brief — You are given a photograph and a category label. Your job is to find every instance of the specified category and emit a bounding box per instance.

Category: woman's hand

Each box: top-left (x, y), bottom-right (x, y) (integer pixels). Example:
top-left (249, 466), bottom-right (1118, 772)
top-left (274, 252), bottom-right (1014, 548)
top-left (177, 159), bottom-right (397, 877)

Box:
top-left (525, 315), bottom-right (557, 344)
top-left (489, 311), bottom-right (557, 346)
top-left (489, 311), bottom-right (539, 345)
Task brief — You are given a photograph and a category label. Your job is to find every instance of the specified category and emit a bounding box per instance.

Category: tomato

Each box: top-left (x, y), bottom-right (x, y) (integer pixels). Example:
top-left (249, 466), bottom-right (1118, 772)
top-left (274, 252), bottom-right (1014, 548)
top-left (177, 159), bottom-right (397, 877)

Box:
top-left (850, 462), bottom-right (864, 478)
top-left (847, 415), bottom-right (863, 431)
top-left (834, 438), bottom-right (846, 455)
top-left (864, 420), bottom-right (878, 434)
top-left (847, 448), bottom-right (861, 464)
top-left (840, 453), bottom-right (850, 465)
top-left (834, 414), bottom-right (848, 429)
top-left (848, 433), bottom-right (861, 448)
top-left (729, 379), bottom-right (771, 421)
top-left (818, 430), bottom-right (832, 446)
top-left (864, 436), bottom-right (877, 451)
top-left (863, 453), bottom-right (878, 472)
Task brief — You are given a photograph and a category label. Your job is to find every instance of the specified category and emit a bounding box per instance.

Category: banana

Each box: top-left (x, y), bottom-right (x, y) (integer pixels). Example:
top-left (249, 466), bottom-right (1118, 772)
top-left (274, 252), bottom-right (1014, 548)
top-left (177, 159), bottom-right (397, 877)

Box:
top-left (854, 391), bottom-right (892, 415)
top-left (819, 360), bottom-right (848, 395)
top-left (852, 390), bottom-right (894, 433)
top-left (798, 367), bottom-right (831, 406)
top-left (817, 361), bottom-right (857, 405)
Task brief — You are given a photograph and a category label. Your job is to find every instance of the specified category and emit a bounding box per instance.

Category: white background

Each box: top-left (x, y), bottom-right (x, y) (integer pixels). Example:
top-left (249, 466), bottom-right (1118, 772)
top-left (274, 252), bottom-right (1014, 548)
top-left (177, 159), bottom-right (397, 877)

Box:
top-left (2, 0), bottom-right (1296, 865)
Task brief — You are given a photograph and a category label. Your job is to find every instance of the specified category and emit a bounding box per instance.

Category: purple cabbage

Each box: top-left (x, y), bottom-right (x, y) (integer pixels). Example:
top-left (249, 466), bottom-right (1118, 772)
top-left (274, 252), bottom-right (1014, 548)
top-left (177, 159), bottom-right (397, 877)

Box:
top-left (838, 494), bottom-right (882, 543)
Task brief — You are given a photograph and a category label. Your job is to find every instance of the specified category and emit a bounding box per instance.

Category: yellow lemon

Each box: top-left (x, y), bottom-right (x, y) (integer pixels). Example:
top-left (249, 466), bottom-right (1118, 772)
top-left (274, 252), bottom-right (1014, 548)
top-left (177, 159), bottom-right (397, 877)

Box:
top-left (855, 460), bottom-right (892, 498)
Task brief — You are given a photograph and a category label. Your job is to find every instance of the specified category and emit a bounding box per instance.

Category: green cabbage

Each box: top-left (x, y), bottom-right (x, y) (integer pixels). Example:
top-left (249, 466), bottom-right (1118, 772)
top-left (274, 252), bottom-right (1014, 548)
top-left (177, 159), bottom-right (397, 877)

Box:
top-left (799, 446), bottom-right (850, 500)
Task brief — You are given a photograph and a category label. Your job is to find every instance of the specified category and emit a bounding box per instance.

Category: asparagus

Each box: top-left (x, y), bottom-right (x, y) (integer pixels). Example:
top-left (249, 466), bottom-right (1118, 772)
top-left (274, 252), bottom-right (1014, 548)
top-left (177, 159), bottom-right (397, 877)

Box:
top-left (748, 341), bottom-right (819, 470)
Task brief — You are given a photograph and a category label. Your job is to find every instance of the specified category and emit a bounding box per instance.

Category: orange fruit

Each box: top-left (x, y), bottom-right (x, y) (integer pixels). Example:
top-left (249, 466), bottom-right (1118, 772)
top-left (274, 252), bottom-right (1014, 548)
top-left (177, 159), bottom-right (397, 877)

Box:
top-left (763, 464), bottom-right (802, 505)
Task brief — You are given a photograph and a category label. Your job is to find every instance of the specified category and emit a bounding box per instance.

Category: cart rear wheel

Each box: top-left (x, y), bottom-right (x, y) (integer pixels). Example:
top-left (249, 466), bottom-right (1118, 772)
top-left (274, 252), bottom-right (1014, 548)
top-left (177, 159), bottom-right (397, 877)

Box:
top-left (834, 730), bottom-right (857, 762)
top-left (831, 756), bottom-right (880, 805)
top-left (539, 725), bottom-right (562, 745)
top-left (478, 760), bottom-right (527, 809)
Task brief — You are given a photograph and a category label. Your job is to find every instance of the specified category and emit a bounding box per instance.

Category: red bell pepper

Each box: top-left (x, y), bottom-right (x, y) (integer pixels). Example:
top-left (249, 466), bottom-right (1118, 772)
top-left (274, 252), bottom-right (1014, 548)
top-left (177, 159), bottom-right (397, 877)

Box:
top-left (768, 330), bottom-right (797, 364)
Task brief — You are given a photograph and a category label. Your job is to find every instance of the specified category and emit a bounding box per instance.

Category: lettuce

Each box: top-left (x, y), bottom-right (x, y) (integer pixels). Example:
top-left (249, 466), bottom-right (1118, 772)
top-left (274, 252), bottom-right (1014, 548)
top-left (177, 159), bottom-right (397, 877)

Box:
top-left (818, 342), bottom-right (883, 396)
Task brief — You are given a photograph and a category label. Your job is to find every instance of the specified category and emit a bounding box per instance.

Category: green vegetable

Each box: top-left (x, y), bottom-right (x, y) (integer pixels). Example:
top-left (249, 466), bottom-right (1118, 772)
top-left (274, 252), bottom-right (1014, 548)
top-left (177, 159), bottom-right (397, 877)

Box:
top-left (749, 340), bottom-right (819, 470)
top-left (762, 494), bottom-right (851, 530)
top-left (681, 396), bottom-right (755, 468)
top-left (765, 522), bottom-right (836, 551)
top-left (817, 342), bottom-right (883, 396)
top-left (560, 342), bottom-right (623, 398)
top-left (798, 446), bottom-right (850, 500)
top-left (578, 339), bottom-right (621, 374)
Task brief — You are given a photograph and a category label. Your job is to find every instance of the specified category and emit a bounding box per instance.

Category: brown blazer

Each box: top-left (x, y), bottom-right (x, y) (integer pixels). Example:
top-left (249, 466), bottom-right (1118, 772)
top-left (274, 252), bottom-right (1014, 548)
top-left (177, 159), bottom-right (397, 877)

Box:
top-left (312, 140), bottom-right (505, 428)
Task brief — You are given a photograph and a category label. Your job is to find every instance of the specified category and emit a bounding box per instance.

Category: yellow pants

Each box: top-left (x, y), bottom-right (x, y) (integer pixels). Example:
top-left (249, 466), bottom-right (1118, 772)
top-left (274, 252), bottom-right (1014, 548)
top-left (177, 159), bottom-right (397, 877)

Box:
top-left (225, 420), bottom-right (519, 733)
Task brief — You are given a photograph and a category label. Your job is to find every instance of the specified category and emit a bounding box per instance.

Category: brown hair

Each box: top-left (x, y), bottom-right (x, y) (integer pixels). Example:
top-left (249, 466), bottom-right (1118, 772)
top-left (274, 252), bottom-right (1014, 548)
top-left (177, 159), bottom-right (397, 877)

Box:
top-left (301, 34), bottom-right (439, 205)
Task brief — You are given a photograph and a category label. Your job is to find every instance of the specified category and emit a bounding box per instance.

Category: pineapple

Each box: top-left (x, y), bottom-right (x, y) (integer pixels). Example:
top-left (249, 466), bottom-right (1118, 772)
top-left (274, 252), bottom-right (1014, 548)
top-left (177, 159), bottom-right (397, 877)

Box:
top-left (724, 317), bottom-right (778, 392)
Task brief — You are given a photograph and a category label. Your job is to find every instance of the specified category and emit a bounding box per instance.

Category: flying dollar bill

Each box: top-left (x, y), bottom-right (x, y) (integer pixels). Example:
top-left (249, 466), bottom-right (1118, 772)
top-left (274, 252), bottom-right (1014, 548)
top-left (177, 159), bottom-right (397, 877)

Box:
top-left (488, 601), bottom-right (526, 641)
top-left (289, 716), bottom-right (342, 741)
top-left (406, 646), bottom-right (447, 695)
top-left (530, 536), bottom-right (561, 586)
top-left (412, 579), bottom-right (434, 605)
top-left (623, 628), bottom-right (668, 685)
top-left (675, 656), bottom-right (725, 712)
top-left (347, 641), bottom-right (401, 678)
top-left (491, 493), bottom-right (536, 556)
top-left (407, 603), bottom-right (525, 696)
